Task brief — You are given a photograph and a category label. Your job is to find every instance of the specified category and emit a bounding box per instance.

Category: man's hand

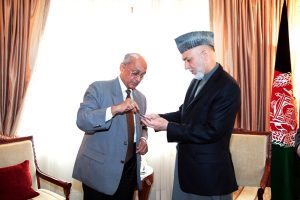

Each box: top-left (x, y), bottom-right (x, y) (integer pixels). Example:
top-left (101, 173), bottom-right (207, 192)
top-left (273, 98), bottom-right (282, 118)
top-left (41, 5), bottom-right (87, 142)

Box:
top-left (136, 138), bottom-right (148, 155)
top-left (144, 113), bottom-right (160, 120)
top-left (111, 98), bottom-right (140, 115)
top-left (297, 145), bottom-right (300, 157)
top-left (141, 114), bottom-right (168, 131)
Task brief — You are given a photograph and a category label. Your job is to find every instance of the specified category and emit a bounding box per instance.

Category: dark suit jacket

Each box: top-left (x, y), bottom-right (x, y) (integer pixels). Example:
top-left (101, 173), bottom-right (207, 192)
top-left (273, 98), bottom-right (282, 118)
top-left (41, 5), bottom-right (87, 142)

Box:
top-left (295, 128), bottom-right (300, 154)
top-left (160, 64), bottom-right (240, 196)
top-left (72, 77), bottom-right (147, 195)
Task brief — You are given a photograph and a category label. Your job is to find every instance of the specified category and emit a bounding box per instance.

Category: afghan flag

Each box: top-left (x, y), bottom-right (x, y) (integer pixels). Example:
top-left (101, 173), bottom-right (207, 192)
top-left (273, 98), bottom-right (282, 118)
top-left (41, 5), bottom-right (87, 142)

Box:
top-left (270, 1), bottom-right (300, 199)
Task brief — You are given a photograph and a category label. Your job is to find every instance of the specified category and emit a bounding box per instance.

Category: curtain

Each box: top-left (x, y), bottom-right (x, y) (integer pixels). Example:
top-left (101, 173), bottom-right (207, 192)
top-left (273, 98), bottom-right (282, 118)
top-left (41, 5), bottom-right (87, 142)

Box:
top-left (209, 0), bottom-right (300, 131)
top-left (0, 0), bottom-right (50, 136)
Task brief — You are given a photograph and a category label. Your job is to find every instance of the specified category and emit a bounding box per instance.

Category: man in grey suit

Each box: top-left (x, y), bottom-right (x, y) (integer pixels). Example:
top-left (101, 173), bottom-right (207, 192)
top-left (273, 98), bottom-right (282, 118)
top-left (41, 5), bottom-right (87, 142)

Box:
top-left (73, 53), bottom-right (148, 200)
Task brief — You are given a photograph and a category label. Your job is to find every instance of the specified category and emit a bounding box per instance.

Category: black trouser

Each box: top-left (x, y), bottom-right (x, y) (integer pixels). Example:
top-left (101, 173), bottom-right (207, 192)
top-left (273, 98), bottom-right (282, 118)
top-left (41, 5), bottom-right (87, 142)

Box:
top-left (83, 155), bottom-right (137, 200)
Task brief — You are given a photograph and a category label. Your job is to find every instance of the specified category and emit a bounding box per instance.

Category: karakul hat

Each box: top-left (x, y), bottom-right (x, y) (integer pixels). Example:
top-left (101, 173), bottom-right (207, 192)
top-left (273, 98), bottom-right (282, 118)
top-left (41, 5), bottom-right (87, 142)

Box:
top-left (175, 31), bottom-right (214, 53)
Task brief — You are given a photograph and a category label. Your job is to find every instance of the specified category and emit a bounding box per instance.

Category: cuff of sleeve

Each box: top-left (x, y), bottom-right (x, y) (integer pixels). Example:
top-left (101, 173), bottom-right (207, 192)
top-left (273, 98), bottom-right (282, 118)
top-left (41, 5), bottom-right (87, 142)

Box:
top-left (105, 107), bottom-right (113, 121)
top-left (140, 137), bottom-right (147, 142)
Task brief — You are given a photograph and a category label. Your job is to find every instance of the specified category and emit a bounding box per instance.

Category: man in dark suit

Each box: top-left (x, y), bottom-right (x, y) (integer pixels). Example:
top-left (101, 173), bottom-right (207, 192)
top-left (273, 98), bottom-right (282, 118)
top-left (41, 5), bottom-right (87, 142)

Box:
top-left (73, 53), bottom-right (148, 200)
top-left (295, 121), bottom-right (300, 200)
top-left (142, 31), bottom-right (240, 199)
top-left (296, 128), bottom-right (300, 157)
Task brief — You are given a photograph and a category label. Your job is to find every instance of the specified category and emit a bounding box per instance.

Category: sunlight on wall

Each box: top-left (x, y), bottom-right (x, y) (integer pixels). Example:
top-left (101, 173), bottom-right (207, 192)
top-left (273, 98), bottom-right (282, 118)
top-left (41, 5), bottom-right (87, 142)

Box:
top-left (16, 0), bottom-right (210, 199)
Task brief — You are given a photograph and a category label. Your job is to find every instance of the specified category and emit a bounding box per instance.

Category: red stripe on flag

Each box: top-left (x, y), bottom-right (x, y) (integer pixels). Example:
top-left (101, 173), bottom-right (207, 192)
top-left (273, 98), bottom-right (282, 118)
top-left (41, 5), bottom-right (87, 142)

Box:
top-left (270, 70), bottom-right (297, 147)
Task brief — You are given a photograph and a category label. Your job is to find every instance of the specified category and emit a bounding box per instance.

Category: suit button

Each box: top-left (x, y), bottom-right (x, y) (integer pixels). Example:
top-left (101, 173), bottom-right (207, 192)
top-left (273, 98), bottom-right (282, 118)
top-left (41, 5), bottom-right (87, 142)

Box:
top-left (123, 141), bottom-right (128, 145)
top-left (121, 160), bottom-right (125, 164)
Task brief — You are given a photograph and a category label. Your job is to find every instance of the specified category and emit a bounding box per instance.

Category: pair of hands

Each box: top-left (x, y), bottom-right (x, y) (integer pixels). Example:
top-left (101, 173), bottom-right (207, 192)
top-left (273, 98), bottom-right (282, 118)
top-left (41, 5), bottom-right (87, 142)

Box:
top-left (137, 114), bottom-right (168, 155)
top-left (111, 99), bottom-right (169, 155)
top-left (111, 98), bottom-right (140, 116)
top-left (111, 99), bottom-right (169, 132)
top-left (141, 114), bottom-right (168, 131)
top-left (111, 99), bottom-right (168, 155)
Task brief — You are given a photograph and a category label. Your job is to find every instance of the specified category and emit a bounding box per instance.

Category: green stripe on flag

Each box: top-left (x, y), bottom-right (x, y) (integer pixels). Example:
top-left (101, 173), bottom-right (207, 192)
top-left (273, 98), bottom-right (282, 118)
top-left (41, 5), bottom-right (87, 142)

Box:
top-left (271, 144), bottom-right (300, 200)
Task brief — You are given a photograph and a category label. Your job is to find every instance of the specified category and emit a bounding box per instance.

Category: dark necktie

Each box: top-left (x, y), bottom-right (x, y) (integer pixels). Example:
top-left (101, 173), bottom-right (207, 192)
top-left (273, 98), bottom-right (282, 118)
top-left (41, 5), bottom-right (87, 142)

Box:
top-left (125, 89), bottom-right (134, 162)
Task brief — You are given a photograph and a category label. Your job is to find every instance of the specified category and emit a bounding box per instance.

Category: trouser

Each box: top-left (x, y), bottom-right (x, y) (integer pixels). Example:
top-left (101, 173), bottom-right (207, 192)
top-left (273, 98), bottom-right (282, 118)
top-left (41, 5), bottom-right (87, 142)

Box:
top-left (172, 154), bottom-right (232, 200)
top-left (83, 155), bottom-right (137, 200)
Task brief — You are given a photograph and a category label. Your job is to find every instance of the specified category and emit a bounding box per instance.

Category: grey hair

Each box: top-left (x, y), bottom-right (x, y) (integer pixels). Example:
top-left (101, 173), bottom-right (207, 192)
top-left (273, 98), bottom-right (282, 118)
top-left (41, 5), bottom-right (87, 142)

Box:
top-left (122, 53), bottom-right (142, 65)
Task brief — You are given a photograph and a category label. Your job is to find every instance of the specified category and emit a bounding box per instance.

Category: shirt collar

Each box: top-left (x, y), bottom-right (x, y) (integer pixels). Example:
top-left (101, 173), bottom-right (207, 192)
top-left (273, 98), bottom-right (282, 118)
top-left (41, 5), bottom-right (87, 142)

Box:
top-left (118, 76), bottom-right (131, 99)
top-left (202, 62), bottom-right (219, 81)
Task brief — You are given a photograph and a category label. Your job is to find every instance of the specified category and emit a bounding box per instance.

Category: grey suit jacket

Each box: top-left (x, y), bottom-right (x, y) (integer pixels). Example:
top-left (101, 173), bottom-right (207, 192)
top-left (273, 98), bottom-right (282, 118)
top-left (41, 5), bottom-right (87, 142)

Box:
top-left (72, 77), bottom-right (147, 195)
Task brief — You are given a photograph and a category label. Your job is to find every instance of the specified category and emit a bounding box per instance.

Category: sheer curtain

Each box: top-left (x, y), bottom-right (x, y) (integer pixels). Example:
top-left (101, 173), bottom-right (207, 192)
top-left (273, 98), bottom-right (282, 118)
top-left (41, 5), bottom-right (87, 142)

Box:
top-left (210, 0), bottom-right (300, 131)
top-left (16, 0), bottom-right (210, 199)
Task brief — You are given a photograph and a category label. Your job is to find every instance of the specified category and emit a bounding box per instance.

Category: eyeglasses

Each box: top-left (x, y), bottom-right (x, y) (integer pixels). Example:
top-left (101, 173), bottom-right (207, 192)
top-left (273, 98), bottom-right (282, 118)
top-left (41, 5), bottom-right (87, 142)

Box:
top-left (129, 70), bottom-right (145, 79)
top-left (122, 63), bottom-right (146, 80)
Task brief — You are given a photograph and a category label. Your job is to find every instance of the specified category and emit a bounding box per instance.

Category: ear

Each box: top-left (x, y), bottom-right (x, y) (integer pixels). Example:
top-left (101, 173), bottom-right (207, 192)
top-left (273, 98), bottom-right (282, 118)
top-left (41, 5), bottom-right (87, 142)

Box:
top-left (201, 48), bottom-right (210, 59)
top-left (120, 63), bottom-right (125, 72)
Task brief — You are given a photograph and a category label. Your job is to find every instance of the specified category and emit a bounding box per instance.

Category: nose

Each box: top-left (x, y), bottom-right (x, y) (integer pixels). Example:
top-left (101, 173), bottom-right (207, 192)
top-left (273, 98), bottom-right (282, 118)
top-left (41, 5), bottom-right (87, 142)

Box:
top-left (184, 62), bottom-right (190, 70)
top-left (135, 75), bottom-right (142, 81)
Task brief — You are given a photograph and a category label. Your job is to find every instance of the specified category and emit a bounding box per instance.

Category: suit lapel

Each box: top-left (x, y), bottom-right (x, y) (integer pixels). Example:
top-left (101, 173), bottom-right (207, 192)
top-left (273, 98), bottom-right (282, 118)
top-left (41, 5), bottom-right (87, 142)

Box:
top-left (132, 90), bottom-right (142, 139)
top-left (184, 66), bottom-right (224, 112)
top-left (182, 79), bottom-right (198, 110)
top-left (111, 78), bottom-right (128, 136)
top-left (111, 78), bottom-right (124, 105)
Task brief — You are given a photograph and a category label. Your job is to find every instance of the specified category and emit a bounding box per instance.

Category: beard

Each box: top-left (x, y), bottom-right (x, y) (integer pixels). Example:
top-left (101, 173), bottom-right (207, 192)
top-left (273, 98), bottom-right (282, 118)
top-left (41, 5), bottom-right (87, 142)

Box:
top-left (194, 64), bottom-right (205, 80)
top-left (194, 70), bottom-right (204, 80)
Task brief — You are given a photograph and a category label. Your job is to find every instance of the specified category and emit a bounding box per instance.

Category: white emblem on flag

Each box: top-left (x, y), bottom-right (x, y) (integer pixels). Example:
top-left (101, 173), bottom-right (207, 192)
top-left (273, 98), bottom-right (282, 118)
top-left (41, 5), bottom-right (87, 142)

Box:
top-left (270, 72), bottom-right (297, 147)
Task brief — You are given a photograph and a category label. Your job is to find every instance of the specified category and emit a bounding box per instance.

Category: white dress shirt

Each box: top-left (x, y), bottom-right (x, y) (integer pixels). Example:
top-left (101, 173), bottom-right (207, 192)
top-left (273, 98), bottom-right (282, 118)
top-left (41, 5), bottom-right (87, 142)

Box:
top-left (105, 77), bottom-right (137, 142)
